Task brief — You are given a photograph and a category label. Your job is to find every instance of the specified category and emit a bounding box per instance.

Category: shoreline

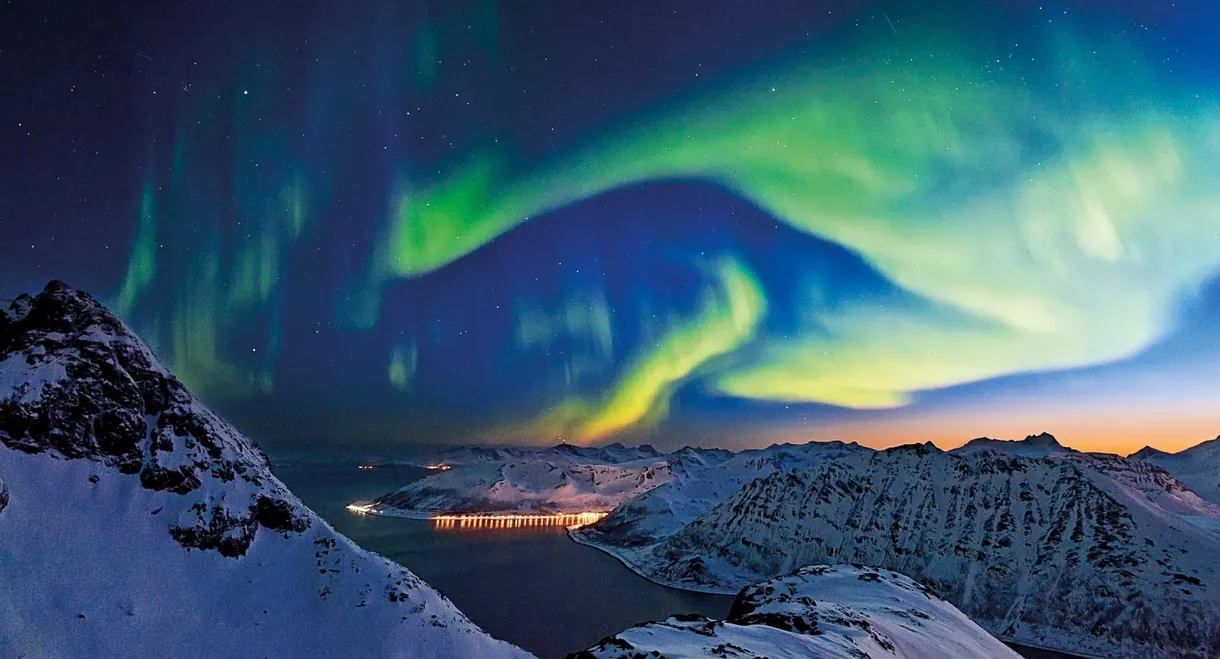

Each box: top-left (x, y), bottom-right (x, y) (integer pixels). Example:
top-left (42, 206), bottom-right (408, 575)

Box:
top-left (566, 529), bottom-right (739, 596)
top-left (566, 530), bottom-right (1097, 659)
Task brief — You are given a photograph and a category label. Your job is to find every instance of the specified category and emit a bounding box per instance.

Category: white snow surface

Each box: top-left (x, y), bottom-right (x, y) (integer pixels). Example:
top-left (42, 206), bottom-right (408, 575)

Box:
top-left (0, 282), bottom-right (533, 659)
top-left (573, 564), bottom-right (1021, 659)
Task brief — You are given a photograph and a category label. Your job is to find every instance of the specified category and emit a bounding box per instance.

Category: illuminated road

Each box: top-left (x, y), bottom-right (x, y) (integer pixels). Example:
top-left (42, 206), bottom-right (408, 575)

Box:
top-left (346, 504), bottom-right (608, 530)
top-left (431, 512), bottom-right (608, 530)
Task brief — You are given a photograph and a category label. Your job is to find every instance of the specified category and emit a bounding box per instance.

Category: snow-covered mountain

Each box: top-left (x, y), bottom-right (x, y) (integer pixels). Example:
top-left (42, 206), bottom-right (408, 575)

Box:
top-left (572, 441), bottom-right (865, 569)
top-left (368, 448), bottom-right (674, 517)
top-left (953, 432), bottom-right (1079, 457)
top-left (0, 281), bottom-right (533, 659)
top-left (570, 564), bottom-right (1021, 659)
top-left (1131, 437), bottom-right (1220, 504)
top-left (603, 443), bottom-right (1220, 658)
top-left (957, 434), bottom-right (1220, 520)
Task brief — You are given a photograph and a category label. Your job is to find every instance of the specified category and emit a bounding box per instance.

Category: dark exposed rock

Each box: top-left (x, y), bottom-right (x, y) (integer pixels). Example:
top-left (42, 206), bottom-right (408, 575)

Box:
top-left (139, 465), bottom-right (201, 494)
top-left (252, 495), bottom-right (310, 533)
top-left (0, 281), bottom-right (311, 558)
top-left (170, 504), bottom-right (259, 558)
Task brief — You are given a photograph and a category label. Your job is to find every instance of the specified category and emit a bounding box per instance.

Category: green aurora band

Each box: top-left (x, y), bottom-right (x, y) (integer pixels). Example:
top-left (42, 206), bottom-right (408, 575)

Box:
top-left (369, 27), bottom-right (1220, 440)
top-left (113, 16), bottom-right (1220, 443)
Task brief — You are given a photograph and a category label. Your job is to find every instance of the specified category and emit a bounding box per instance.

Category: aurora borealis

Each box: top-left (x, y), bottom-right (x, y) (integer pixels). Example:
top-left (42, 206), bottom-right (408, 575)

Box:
top-left (5, 0), bottom-right (1220, 454)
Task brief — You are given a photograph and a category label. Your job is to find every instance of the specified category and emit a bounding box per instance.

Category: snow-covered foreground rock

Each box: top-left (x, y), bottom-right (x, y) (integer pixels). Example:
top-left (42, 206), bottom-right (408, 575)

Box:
top-left (368, 443), bottom-right (675, 517)
top-left (570, 564), bottom-right (1021, 659)
top-left (0, 282), bottom-right (533, 659)
top-left (612, 442), bottom-right (1220, 658)
top-left (1132, 437), bottom-right (1220, 505)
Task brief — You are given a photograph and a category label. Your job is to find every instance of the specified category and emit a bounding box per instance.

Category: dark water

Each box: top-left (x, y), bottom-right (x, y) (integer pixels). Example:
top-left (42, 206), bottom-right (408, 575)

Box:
top-left (273, 462), bottom-right (1079, 659)
top-left (273, 463), bottom-right (732, 658)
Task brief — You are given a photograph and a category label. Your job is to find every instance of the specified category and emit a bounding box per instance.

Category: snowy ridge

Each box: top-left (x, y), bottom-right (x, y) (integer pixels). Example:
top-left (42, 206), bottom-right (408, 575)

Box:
top-left (570, 564), bottom-right (1020, 659)
top-left (1130, 436), bottom-right (1220, 504)
top-left (953, 431), bottom-right (1079, 457)
top-left (369, 453), bottom-right (674, 517)
top-left (613, 443), bottom-right (1220, 658)
top-left (573, 441), bottom-right (865, 566)
top-left (410, 442), bottom-right (664, 469)
top-left (0, 281), bottom-right (532, 658)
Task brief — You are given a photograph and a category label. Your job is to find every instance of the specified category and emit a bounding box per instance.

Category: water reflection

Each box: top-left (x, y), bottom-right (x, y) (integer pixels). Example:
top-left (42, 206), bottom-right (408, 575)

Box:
top-left (432, 512), bottom-right (608, 531)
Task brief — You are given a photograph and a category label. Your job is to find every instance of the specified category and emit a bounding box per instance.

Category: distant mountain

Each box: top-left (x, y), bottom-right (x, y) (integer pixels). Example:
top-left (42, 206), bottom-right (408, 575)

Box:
top-left (1130, 437), bottom-right (1220, 504)
top-left (569, 564), bottom-right (1021, 659)
top-left (0, 282), bottom-right (532, 659)
top-left (604, 443), bottom-right (1220, 658)
top-left (370, 440), bottom-right (867, 521)
top-left (410, 441), bottom-right (664, 468)
top-left (953, 432), bottom-right (1078, 457)
top-left (368, 446), bottom-right (674, 517)
top-left (573, 441), bottom-right (865, 565)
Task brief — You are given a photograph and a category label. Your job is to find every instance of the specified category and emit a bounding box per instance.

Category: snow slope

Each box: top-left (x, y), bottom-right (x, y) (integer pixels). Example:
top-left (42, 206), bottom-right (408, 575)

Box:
top-left (1131, 437), bottom-right (1220, 504)
top-left (626, 443), bottom-right (1220, 657)
top-left (0, 281), bottom-right (533, 659)
top-left (571, 564), bottom-right (1020, 659)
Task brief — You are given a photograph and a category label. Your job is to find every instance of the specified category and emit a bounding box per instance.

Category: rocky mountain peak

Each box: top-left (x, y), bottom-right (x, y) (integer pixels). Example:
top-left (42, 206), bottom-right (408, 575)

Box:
top-left (1023, 431), bottom-right (1060, 446)
top-left (1129, 445), bottom-right (1170, 460)
top-left (0, 280), bottom-right (308, 556)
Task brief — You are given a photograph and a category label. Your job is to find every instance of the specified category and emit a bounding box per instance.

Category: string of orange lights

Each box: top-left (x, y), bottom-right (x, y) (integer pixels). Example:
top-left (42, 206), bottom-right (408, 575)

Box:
top-left (345, 503), bottom-right (607, 530)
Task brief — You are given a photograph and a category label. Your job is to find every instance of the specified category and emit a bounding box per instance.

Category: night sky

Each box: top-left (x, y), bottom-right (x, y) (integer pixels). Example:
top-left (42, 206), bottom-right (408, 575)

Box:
top-left (4, 0), bottom-right (1220, 455)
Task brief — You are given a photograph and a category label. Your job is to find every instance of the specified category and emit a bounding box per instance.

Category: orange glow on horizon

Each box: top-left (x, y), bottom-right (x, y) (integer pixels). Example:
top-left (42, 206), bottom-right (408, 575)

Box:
top-left (743, 403), bottom-right (1220, 456)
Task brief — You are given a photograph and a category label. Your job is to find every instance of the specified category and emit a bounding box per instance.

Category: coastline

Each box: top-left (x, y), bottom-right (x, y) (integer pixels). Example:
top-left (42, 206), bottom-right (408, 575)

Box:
top-left (566, 529), bottom-right (738, 596)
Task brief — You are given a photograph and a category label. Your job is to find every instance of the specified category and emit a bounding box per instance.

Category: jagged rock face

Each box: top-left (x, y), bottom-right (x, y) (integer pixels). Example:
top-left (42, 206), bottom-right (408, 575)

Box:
top-left (650, 445), bottom-right (1220, 658)
top-left (569, 564), bottom-right (1020, 659)
top-left (0, 281), bottom-right (308, 556)
top-left (0, 282), bottom-right (533, 659)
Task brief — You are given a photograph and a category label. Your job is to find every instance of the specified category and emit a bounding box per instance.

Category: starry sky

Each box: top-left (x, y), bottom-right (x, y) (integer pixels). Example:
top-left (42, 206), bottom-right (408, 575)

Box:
top-left (4, 0), bottom-right (1220, 455)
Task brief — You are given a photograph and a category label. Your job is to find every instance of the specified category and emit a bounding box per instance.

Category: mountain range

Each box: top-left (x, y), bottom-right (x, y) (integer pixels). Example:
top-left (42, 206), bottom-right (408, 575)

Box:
top-left (590, 439), bottom-right (1220, 657)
